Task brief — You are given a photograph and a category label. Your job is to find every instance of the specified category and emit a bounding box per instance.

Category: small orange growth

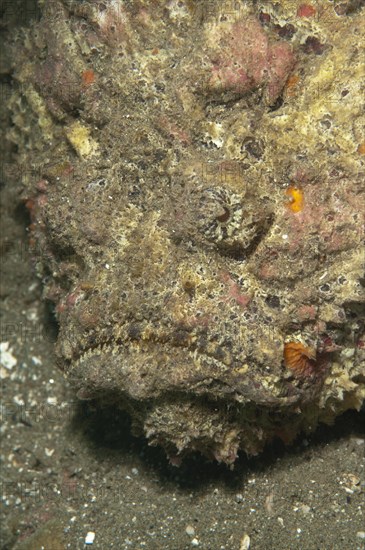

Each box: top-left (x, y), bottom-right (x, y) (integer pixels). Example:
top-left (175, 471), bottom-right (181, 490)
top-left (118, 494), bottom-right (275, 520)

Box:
top-left (284, 342), bottom-right (316, 376)
top-left (82, 69), bottom-right (95, 87)
top-left (297, 4), bottom-right (316, 17)
top-left (25, 198), bottom-right (35, 212)
top-left (285, 186), bottom-right (304, 213)
top-left (357, 142), bottom-right (365, 155)
top-left (285, 74), bottom-right (300, 97)
top-left (274, 427), bottom-right (297, 445)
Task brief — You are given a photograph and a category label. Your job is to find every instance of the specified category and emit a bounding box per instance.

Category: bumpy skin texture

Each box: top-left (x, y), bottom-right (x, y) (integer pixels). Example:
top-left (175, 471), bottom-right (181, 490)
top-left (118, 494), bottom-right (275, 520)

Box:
top-left (7, 0), bottom-right (365, 464)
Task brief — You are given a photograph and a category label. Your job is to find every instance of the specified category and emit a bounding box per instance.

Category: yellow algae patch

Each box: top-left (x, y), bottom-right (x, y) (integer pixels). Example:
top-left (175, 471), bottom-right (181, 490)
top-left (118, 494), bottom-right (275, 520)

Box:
top-left (285, 74), bottom-right (300, 97)
top-left (285, 186), bottom-right (304, 213)
top-left (65, 121), bottom-right (99, 158)
top-left (357, 142), bottom-right (365, 155)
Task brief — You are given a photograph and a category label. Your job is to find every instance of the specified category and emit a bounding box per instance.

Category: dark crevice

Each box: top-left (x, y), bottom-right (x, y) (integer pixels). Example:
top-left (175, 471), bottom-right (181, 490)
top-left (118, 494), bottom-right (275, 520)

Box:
top-left (43, 299), bottom-right (60, 344)
top-left (268, 94), bottom-right (284, 112)
top-left (13, 199), bottom-right (31, 226)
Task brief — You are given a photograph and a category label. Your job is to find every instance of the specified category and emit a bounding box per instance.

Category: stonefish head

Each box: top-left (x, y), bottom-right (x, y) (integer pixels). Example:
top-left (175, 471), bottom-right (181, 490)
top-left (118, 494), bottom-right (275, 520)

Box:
top-left (7, 0), bottom-right (364, 463)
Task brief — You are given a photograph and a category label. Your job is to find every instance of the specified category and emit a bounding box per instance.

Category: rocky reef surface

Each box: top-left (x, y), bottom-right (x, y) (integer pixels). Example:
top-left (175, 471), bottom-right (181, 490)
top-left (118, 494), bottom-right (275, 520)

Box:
top-left (5, 0), bottom-right (365, 464)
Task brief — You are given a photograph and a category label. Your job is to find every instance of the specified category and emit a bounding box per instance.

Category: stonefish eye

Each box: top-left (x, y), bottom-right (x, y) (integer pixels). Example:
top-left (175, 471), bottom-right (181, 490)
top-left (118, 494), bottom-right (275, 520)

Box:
top-left (184, 185), bottom-right (272, 260)
top-left (196, 187), bottom-right (243, 244)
